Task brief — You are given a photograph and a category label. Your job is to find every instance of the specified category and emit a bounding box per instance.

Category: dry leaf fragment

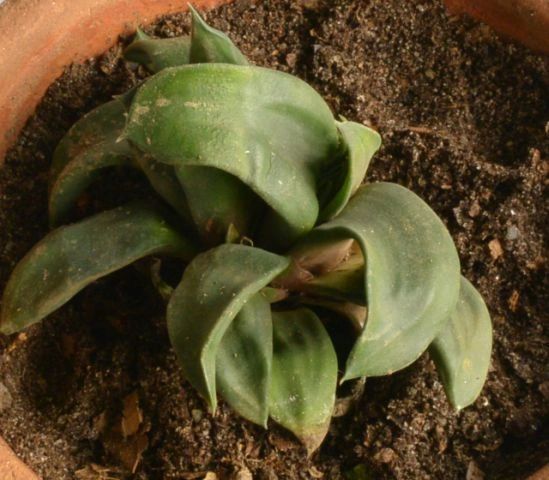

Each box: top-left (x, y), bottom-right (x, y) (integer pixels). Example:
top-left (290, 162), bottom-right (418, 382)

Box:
top-left (308, 466), bottom-right (324, 478)
top-left (121, 391), bottom-right (143, 437)
top-left (374, 448), bottom-right (396, 464)
top-left (234, 467), bottom-right (253, 480)
top-left (508, 290), bottom-right (520, 312)
top-left (466, 460), bottom-right (485, 480)
top-left (75, 463), bottom-right (123, 480)
top-left (488, 239), bottom-right (503, 260)
top-left (118, 433), bottom-right (149, 473)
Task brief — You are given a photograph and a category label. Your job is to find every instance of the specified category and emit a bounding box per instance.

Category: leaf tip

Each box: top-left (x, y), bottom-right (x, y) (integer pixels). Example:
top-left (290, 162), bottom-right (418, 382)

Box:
top-left (134, 27), bottom-right (150, 42)
top-left (188, 3), bottom-right (203, 24)
top-left (298, 427), bottom-right (329, 457)
top-left (0, 317), bottom-right (17, 336)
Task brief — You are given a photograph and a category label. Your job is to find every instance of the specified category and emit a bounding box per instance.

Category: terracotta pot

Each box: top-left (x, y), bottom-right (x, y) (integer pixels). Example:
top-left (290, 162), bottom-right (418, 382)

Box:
top-left (0, 436), bottom-right (39, 480)
top-left (0, 0), bottom-right (230, 165)
top-left (444, 0), bottom-right (549, 54)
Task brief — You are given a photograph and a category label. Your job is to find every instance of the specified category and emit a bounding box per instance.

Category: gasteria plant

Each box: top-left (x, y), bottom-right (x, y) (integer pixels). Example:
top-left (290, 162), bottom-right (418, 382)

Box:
top-left (0, 7), bottom-right (492, 453)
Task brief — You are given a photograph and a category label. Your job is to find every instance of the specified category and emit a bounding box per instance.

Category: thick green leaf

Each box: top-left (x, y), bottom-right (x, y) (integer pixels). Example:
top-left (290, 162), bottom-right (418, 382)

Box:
top-left (216, 292), bottom-right (272, 427)
top-left (125, 13), bottom-right (254, 243)
top-left (177, 166), bottom-right (261, 245)
top-left (49, 98), bottom-right (195, 226)
top-left (49, 100), bottom-right (133, 225)
top-left (1, 202), bottom-right (197, 335)
top-left (291, 182), bottom-right (460, 380)
top-left (269, 308), bottom-right (338, 454)
top-left (319, 121), bottom-right (381, 221)
top-left (186, 6), bottom-right (257, 242)
top-left (49, 143), bottom-right (133, 226)
top-left (430, 276), bottom-right (492, 409)
top-left (124, 29), bottom-right (191, 72)
top-left (50, 100), bottom-right (129, 181)
top-left (123, 63), bottom-right (340, 246)
top-left (189, 5), bottom-right (248, 65)
top-left (167, 244), bottom-right (289, 410)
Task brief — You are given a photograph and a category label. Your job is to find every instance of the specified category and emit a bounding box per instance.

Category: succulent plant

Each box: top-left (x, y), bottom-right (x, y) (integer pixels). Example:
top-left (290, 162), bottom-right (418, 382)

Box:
top-left (0, 7), bottom-right (492, 453)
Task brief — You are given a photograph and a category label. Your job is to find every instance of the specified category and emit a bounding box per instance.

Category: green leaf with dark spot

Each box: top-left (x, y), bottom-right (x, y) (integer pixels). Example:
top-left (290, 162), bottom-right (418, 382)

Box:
top-left (269, 308), bottom-right (338, 454)
top-left (189, 5), bottom-right (248, 65)
top-left (1, 202), bottom-right (197, 335)
top-left (167, 244), bottom-right (289, 410)
top-left (291, 182), bottom-right (460, 380)
top-left (49, 100), bottom-right (133, 225)
top-left (216, 293), bottom-right (272, 427)
top-left (124, 64), bottom-right (340, 246)
top-left (319, 120), bottom-right (381, 221)
top-left (124, 29), bottom-right (191, 72)
top-left (430, 276), bottom-right (492, 409)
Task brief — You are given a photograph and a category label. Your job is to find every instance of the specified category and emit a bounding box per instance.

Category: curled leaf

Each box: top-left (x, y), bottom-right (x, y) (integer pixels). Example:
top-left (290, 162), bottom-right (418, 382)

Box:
top-left (291, 182), bottom-right (460, 380)
top-left (189, 5), bottom-right (248, 65)
top-left (126, 10), bottom-right (255, 244)
top-left (430, 276), bottom-right (492, 409)
top-left (269, 308), bottom-right (338, 454)
top-left (49, 99), bottom-right (194, 227)
top-left (124, 28), bottom-right (191, 72)
top-left (216, 293), bottom-right (272, 427)
top-left (167, 244), bottom-right (289, 410)
top-left (1, 202), bottom-right (197, 334)
top-left (50, 100), bottom-right (128, 181)
top-left (320, 120), bottom-right (381, 220)
top-left (49, 100), bottom-right (133, 226)
top-left (124, 64), bottom-right (340, 246)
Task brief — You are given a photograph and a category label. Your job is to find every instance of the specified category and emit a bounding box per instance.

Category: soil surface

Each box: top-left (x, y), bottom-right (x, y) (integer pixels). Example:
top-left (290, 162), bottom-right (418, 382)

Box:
top-left (0, 0), bottom-right (548, 479)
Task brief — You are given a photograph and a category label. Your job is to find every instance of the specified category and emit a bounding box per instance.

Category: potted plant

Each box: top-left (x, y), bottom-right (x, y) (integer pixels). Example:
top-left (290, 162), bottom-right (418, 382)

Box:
top-left (0, 1), bottom-right (546, 479)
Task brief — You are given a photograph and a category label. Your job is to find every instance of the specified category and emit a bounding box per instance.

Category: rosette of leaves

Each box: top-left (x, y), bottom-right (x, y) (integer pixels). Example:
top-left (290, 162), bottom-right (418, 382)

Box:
top-left (0, 7), bottom-right (492, 453)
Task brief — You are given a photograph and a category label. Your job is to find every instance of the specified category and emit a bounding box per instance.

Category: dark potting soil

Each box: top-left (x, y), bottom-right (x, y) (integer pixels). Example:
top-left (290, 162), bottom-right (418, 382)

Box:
top-left (0, 0), bottom-right (547, 479)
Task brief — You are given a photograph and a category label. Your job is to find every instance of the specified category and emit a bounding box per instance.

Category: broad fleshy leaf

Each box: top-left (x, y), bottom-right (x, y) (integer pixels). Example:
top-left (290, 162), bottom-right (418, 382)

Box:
top-left (123, 63), bottom-right (340, 246)
top-left (290, 182), bottom-right (460, 380)
top-left (319, 120), bottom-right (381, 220)
top-left (269, 308), bottom-right (338, 454)
top-left (216, 292), bottom-right (272, 427)
top-left (50, 100), bottom-right (128, 181)
top-left (125, 10), bottom-right (255, 244)
top-left (124, 28), bottom-right (191, 72)
top-left (430, 277), bottom-right (492, 409)
top-left (1, 202), bottom-right (197, 334)
top-left (49, 99), bottom-right (194, 227)
top-left (189, 5), bottom-right (248, 65)
top-left (49, 100), bottom-right (133, 225)
top-left (167, 244), bottom-right (289, 410)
